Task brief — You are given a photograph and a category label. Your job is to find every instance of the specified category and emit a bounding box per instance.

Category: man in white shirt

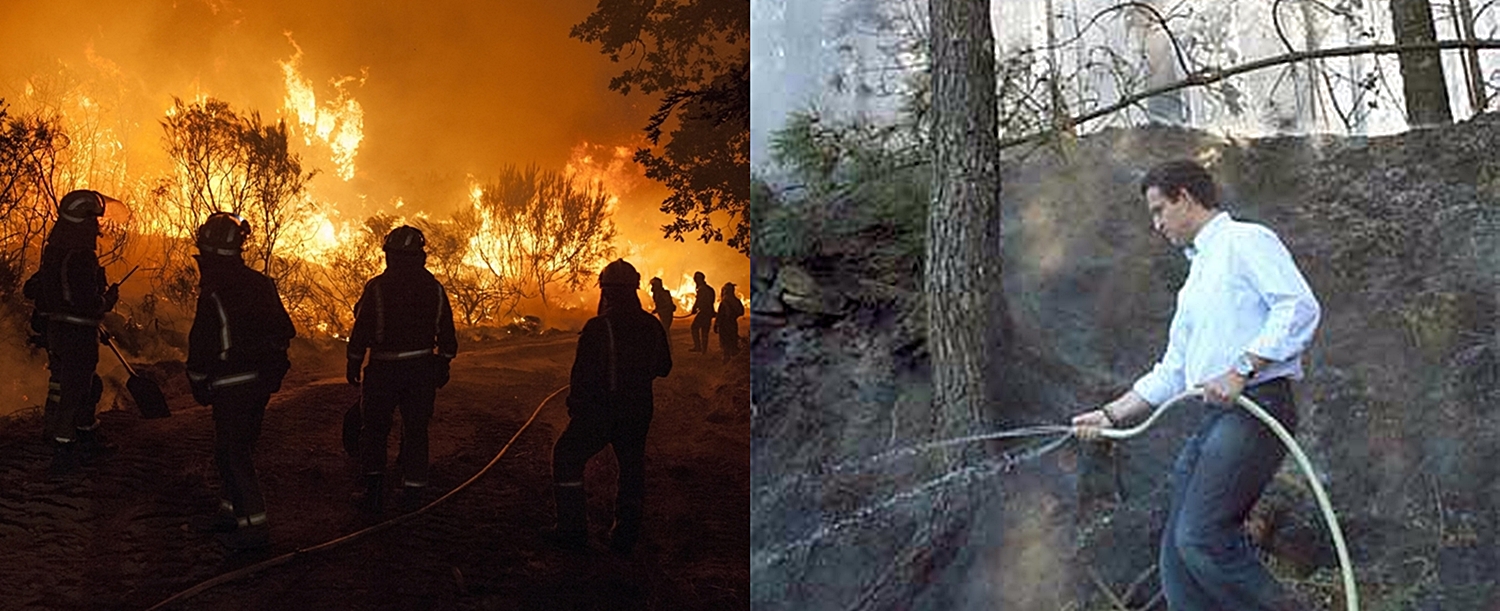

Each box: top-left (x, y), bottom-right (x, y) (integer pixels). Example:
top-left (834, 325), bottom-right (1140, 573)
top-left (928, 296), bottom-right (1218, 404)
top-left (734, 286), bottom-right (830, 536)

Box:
top-left (1073, 160), bottom-right (1320, 611)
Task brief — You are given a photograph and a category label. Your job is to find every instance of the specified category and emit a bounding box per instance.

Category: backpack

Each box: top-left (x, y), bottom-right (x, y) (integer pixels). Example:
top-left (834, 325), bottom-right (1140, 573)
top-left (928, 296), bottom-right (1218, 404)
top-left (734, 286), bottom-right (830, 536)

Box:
top-left (22, 270), bottom-right (47, 333)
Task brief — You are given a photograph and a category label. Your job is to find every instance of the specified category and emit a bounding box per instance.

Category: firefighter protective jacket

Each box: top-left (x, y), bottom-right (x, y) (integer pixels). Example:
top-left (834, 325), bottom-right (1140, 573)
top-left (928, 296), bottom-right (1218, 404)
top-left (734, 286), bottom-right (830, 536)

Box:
top-left (565, 306), bottom-right (672, 419)
top-left (717, 294), bottom-right (744, 326)
top-left (186, 255), bottom-right (296, 395)
top-left (651, 286), bottom-right (676, 316)
top-left (346, 260), bottom-right (458, 363)
top-left (691, 282), bottom-right (716, 318)
top-left (24, 241), bottom-right (114, 326)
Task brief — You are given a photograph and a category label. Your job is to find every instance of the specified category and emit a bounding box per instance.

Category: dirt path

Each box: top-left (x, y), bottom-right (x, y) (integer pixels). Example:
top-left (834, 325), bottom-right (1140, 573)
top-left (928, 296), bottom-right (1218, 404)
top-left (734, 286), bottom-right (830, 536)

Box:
top-left (0, 328), bottom-right (748, 610)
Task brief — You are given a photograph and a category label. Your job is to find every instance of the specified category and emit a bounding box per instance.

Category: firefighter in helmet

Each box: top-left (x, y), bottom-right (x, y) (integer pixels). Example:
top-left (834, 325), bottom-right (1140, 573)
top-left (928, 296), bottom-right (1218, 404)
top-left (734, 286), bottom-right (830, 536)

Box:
top-left (714, 281), bottom-right (744, 362)
top-left (22, 190), bottom-right (119, 476)
top-left (688, 271), bottom-right (716, 353)
top-left (346, 225), bottom-right (458, 514)
top-left (649, 276), bottom-right (676, 334)
top-left (185, 212), bottom-right (296, 550)
top-left (545, 259), bottom-right (672, 553)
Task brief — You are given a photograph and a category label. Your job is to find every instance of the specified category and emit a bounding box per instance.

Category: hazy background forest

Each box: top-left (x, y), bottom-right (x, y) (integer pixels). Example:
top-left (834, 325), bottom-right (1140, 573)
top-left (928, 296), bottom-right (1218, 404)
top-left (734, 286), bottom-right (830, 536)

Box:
top-left (752, 1), bottom-right (1499, 610)
top-left (0, 0), bottom-right (750, 419)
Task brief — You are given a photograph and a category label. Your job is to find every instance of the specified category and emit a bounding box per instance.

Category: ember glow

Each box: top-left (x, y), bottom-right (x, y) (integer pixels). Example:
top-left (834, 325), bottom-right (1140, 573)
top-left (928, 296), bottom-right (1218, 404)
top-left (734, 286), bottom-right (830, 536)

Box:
top-left (0, 0), bottom-right (747, 346)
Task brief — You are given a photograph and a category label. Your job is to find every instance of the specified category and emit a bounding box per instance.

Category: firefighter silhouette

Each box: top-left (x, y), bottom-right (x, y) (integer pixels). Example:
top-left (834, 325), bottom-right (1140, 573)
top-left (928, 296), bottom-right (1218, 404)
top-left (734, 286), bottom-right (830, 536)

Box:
top-left (346, 225), bottom-right (458, 514)
top-left (23, 190), bottom-right (118, 477)
top-left (688, 271), bottom-right (716, 353)
top-left (545, 259), bottom-right (672, 554)
top-left (185, 211), bottom-right (295, 550)
top-left (715, 282), bottom-right (744, 362)
top-left (649, 277), bottom-right (676, 334)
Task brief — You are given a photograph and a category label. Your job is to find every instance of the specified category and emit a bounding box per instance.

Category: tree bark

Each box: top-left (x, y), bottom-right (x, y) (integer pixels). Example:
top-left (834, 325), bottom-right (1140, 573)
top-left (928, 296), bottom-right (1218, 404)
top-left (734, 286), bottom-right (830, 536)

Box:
top-left (926, 0), bottom-right (1004, 454)
top-left (1453, 0), bottom-right (1487, 112)
top-left (1390, 0), bottom-right (1453, 126)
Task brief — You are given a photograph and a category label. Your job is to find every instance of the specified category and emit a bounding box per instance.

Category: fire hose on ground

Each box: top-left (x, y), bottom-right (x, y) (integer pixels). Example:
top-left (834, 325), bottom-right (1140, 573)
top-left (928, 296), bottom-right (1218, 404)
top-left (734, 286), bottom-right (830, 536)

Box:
top-left (145, 384), bottom-right (570, 611)
top-left (1090, 388), bottom-right (1359, 611)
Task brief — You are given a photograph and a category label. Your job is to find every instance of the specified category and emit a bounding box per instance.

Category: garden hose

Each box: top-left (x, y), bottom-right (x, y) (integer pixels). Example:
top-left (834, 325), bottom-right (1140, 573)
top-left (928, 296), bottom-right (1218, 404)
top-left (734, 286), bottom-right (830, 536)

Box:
top-left (1096, 388), bottom-right (1358, 611)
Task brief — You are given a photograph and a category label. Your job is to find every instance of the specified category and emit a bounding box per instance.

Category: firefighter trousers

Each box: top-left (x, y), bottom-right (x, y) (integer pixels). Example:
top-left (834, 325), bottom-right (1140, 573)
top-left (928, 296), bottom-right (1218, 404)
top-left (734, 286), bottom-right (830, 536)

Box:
top-left (690, 313), bottom-right (713, 351)
top-left (212, 384), bottom-right (271, 524)
top-left (359, 358), bottom-right (437, 487)
top-left (718, 319), bottom-right (740, 359)
top-left (42, 323), bottom-right (103, 443)
top-left (552, 410), bottom-right (652, 529)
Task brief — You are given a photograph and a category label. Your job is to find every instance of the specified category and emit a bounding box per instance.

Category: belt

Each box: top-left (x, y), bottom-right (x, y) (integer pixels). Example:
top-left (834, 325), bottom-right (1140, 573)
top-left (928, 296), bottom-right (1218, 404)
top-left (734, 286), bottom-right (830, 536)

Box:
top-left (1248, 375), bottom-right (1291, 391)
top-left (370, 349), bottom-right (435, 361)
top-left (45, 313), bottom-right (102, 326)
top-left (210, 371), bottom-right (261, 388)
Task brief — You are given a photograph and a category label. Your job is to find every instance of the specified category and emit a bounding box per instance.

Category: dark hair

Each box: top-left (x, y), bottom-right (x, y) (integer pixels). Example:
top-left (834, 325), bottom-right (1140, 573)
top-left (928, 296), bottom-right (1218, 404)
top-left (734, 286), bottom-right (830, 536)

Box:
top-left (1140, 160), bottom-right (1219, 209)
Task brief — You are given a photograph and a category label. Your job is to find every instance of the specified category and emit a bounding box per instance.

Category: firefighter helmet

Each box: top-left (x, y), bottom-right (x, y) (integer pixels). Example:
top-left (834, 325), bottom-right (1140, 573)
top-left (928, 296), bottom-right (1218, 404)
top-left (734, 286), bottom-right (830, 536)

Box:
top-left (382, 225), bottom-right (426, 254)
top-left (197, 212), bottom-right (252, 256)
top-left (58, 190), bottom-right (106, 224)
top-left (599, 259), bottom-right (641, 288)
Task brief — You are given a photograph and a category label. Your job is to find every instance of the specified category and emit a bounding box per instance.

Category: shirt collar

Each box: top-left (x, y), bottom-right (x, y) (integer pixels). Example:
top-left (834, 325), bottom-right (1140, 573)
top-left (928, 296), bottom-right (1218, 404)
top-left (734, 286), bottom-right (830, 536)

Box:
top-left (1183, 211), bottom-right (1231, 260)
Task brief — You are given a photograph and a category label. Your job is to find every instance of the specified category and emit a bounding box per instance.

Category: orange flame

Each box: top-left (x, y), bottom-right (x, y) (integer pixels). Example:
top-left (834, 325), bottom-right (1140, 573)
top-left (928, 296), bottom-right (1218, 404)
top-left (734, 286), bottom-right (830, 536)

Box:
top-left (279, 35), bottom-right (364, 181)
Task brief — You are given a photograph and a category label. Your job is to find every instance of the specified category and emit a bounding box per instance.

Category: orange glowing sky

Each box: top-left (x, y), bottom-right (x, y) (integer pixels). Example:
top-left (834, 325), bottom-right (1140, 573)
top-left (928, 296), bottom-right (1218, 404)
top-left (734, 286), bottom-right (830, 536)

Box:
top-left (0, 0), bottom-right (746, 302)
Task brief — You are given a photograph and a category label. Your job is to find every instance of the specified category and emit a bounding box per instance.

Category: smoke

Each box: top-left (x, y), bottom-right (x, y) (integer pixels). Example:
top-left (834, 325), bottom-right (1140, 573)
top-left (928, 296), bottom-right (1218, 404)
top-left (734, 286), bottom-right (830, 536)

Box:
top-left (750, 0), bottom-right (918, 171)
top-left (0, 0), bottom-right (746, 331)
top-left (0, 313), bottom-right (48, 420)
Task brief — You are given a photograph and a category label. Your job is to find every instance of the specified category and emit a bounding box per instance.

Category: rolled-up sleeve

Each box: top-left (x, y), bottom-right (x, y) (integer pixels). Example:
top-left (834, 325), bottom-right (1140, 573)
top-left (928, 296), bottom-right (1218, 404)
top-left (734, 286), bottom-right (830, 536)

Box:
top-left (1238, 228), bottom-right (1320, 362)
top-left (1133, 307), bottom-right (1189, 406)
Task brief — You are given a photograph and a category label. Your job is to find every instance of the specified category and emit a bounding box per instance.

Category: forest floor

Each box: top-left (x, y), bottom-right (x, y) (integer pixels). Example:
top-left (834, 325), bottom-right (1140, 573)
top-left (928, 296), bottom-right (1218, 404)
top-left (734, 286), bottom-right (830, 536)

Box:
top-left (0, 326), bottom-right (748, 611)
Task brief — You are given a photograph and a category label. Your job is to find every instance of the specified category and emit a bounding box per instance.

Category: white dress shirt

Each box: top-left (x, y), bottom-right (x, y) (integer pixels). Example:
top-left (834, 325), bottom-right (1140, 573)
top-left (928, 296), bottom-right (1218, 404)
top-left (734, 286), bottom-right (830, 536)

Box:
top-left (1132, 211), bottom-right (1321, 406)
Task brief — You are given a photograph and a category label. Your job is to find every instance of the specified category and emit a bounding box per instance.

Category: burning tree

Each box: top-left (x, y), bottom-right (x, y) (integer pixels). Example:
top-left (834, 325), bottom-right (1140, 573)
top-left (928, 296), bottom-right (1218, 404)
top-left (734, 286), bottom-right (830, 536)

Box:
top-left (150, 97), bottom-right (315, 308)
top-left (288, 214), bottom-right (389, 337)
top-left (470, 164), bottom-right (617, 318)
top-left (0, 105), bottom-right (62, 299)
top-left (414, 213), bottom-right (508, 327)
top-left (572, 0), bottom-right (750, 255)
top-left (0, 100), bottom-right (133, 301)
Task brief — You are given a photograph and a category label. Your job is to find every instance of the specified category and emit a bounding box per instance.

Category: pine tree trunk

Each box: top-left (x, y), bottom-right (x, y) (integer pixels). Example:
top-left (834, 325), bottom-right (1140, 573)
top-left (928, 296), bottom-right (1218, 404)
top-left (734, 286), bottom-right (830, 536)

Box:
top-left (926, 0), bottom-right (1004, 454)
top-left (1390, 0), bottom-right (1453, 126)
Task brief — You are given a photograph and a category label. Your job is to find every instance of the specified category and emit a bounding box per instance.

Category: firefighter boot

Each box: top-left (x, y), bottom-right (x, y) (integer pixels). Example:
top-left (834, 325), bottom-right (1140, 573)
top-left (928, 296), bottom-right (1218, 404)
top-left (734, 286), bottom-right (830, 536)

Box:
top-left (75, 427), bottom-right (117, 464)
top-left (216, 515), bottom-right (271, 550)
top-left (541, 483), bottom-right (587, 551)
top-left (191, 500), bottom-right (239, 533)
top-left (353, 474), bottom-right (384, 515)
top-left (609, 501), bottom-right (643, 555)
top-left (47, 441), bottom-right (80, 478)
top-left (397, 483), bottom-right (426, 512)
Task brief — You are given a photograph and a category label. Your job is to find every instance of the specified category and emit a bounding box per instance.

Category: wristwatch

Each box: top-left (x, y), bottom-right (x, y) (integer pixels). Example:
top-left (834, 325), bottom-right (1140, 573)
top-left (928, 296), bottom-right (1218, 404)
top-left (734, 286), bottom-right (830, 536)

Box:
top-left (1233, 353), bottom-right (1258, 379)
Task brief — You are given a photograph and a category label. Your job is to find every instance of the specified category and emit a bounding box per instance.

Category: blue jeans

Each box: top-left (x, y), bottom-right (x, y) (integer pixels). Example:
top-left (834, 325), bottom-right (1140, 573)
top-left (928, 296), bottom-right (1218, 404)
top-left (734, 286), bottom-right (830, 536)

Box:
top-left (1159, 378), bottom-right (1303, 611)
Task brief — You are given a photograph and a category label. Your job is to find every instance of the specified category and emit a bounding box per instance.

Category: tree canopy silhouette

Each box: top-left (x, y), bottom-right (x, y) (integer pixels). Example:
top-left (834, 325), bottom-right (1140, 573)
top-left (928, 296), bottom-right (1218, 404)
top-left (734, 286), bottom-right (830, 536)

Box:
top-left (571, 0), bottom-right (749, 255)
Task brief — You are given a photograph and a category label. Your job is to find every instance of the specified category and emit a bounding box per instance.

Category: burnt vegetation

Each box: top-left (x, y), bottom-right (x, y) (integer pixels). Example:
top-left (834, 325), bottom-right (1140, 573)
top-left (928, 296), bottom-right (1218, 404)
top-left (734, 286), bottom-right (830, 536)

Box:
top-left (752, 0), bottom-right (1499, 609)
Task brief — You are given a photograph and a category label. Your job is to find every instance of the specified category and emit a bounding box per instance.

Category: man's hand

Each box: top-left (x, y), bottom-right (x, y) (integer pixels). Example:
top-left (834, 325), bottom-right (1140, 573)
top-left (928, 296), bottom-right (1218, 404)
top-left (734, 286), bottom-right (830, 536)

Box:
top-left (1070, 408), bottom-right (1115, 442)
top-left (103, 284), bottom-right (120, 311)
top-left (1072, 392), bottom-right (1150, 441)
top-left (346, 359), bottom-right (363, 386)
top-left (1200, 370), bottom-right (1247, 406)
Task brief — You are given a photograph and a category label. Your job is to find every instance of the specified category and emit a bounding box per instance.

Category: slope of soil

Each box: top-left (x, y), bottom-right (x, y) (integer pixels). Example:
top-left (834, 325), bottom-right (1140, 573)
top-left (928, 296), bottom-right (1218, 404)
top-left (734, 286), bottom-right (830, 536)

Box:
top-left (0, 327), bottom-right (748, 610)
top-left (753, 114), bottom-right (1499, 610)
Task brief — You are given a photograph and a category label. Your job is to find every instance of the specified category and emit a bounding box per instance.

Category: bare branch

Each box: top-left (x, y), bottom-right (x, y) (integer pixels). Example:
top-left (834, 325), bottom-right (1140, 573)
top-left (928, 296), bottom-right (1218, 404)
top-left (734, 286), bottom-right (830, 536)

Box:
top-left (1000, 39), bottom-right (1500, 150)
